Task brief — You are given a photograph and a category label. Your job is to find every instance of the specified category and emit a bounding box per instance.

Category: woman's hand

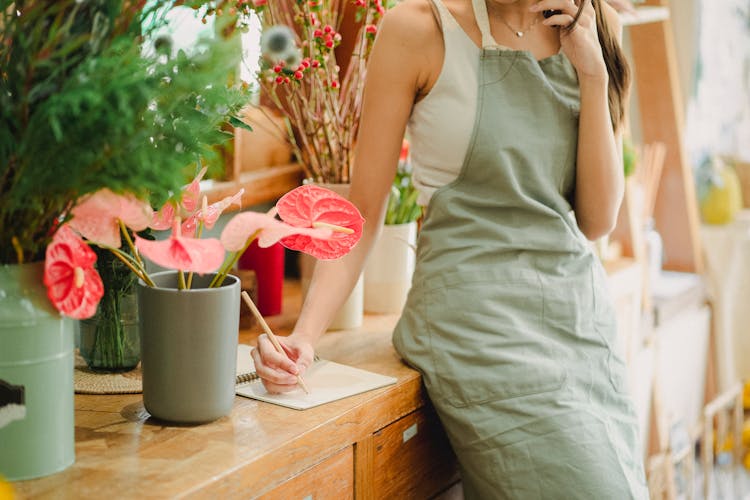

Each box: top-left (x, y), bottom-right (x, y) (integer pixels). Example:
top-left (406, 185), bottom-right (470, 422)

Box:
top-left (531, 0), bottom-right (607, 81)
top-left (250, 332), bottom-right (315, 394)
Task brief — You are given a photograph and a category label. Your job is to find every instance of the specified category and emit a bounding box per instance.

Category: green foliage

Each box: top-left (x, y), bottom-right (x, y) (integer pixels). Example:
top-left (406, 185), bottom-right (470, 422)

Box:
top-left (0, 1), bottom-right (250, 264)
top-left (622, 137), bottom-right (637, 178)
top-left (385, 169), bottom-right (422, 225)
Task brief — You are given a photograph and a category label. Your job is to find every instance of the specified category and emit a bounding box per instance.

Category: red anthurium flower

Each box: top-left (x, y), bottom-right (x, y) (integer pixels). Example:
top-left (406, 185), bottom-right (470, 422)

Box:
top-left (69, 189), bottom-right (153, 248)
top-left (220, 211), bottom-right (333, 252)
top-left (135, 219), bottom-right (225, 274)
top-left (44, 225), bottom-right (104, 319)
top-left (182, 190), bottom-right (244, 238)
top-left (274, 185), bottom-right (364, 259)
top-left (399, 139), bottom-right (410, 163)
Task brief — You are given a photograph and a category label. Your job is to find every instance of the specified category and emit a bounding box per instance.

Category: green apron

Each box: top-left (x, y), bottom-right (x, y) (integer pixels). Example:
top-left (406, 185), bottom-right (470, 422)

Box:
top-left (392, 0), bottom-right (648, 497)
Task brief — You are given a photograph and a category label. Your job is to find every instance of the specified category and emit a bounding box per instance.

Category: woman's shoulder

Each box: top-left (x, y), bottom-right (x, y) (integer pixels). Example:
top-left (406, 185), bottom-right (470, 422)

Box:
top-left (379, 0), bottom-right (441, 45)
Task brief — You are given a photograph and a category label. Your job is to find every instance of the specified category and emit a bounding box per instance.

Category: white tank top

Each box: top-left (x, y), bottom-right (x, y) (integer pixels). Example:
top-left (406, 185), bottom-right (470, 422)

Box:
top-left (407, 0), bottom-right (480, 205)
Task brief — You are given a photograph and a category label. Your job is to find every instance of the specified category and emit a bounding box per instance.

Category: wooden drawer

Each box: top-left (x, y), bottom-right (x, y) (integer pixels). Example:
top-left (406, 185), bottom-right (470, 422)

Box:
top-left (260, 446), bottom-right (354, 500)
top-left (371, 406), bottom-right (459, 499)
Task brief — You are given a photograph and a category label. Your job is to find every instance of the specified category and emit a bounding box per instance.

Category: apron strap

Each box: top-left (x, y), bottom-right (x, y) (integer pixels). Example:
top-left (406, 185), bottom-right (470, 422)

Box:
top-left (471, 0), bottom-right (501, 49)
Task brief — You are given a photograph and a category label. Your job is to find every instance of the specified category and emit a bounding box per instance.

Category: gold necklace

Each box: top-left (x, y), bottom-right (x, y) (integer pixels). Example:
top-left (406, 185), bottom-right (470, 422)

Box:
top-left (496, 12), bottom-right (542, 38)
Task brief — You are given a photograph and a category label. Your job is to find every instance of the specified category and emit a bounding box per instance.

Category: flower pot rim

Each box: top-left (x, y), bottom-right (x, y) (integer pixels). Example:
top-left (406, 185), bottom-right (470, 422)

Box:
top-left (138, 270), bottom-right (239, 292)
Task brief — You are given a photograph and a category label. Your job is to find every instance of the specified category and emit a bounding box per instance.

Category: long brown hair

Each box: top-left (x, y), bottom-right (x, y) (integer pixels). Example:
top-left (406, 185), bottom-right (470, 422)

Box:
top-left (567, 0), bottom-right (630, 131)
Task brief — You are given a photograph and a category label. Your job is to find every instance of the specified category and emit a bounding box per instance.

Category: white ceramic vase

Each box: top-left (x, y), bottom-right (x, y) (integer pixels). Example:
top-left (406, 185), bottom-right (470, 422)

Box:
top-left (363, 222), bottom-right (417, 314)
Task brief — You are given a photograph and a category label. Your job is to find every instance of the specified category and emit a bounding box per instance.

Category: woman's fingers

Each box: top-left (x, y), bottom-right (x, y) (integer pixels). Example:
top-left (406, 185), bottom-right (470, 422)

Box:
top-left (251, 335), bottom-right (299, 387)
top-left (531, 0), bottom-right (580, 17)
top-left (542, 12), bottom-right (576, 27)
top-left (251, 333), bottom-right (316, 393)
top-left (534, 0), bottom-right (595, 30)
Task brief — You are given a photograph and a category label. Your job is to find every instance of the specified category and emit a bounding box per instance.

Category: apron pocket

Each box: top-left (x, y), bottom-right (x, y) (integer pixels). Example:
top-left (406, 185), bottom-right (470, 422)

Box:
top-left (538, 272), bottom-right (594, 340)
top-left (424, 269), bottom-right (566, 408)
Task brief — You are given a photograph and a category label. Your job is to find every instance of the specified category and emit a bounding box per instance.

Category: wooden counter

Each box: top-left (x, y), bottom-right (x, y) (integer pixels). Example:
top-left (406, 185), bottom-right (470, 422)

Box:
top-left (13, 283), bottom-right (459, 499)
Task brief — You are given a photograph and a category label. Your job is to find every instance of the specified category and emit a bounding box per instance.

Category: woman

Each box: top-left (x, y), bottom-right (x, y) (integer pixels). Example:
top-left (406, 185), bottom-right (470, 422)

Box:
top-left (252, 0), bottom-right (648, 497)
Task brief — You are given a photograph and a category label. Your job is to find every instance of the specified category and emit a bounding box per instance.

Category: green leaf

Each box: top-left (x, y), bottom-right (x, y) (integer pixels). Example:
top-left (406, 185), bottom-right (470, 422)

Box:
top-left (229, 115), bottom-right (253, 132)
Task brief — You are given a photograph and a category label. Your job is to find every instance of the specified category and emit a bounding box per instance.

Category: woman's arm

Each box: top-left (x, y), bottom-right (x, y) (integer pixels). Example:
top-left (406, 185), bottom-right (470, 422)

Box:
top-left (573, 4), bottom-right (625, 240)
top-left (251, 0), bottom-right (437, 392)
top-left (535, 0), bottom-right (627, 240)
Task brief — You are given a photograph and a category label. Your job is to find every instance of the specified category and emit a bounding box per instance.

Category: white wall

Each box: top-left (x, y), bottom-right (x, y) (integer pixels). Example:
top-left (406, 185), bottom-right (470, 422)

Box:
top-left (680, 0), bottom-right (750, 164)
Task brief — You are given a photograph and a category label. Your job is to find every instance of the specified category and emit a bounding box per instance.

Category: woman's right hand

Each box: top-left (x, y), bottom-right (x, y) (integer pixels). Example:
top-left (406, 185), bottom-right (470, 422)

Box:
top-left (250, 332), bottom-right (315, 394)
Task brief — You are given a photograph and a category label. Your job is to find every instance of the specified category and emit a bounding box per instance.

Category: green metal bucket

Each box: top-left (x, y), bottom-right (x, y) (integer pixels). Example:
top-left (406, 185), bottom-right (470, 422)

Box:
top-left (0, 262), bottom-right (75, 481)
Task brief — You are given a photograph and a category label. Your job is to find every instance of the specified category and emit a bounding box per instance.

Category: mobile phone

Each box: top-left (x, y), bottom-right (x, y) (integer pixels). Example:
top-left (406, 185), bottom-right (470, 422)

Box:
top-left (543, 9), bottom-right (562, 18)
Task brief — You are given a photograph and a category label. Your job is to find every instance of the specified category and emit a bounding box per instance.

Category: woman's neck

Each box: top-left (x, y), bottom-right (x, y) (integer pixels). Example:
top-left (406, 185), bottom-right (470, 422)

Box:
top-left (484, 0), bottom-right (540, 28)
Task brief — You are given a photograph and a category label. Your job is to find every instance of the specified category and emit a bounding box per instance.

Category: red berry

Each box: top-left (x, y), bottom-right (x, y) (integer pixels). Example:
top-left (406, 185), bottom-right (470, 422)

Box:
top-left (294, 71), bottom-right (304, 79)
top-left (323, 25), bottom-right (333, 34)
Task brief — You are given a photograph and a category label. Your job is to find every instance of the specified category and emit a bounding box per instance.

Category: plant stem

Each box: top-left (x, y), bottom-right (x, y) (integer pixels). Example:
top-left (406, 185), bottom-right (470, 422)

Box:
top-left (106, 246), bottom-right (155, 287)
top-left (11, 236), bottom-right (24, 264)
top-left (119, 220), bottom-right (147, 271)
top-left (186, 221), bottom-right (205, 289)
top-left (209, 229), bottom-right (262, 288)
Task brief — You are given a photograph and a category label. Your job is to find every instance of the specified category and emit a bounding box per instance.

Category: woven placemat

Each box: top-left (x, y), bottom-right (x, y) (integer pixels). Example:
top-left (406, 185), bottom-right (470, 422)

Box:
top-left (74, 350), bottom-right (142, 394)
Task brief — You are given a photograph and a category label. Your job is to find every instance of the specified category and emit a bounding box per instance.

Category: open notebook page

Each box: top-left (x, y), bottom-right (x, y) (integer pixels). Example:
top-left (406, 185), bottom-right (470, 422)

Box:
top-left (235, 344), bottom-right (397, 411)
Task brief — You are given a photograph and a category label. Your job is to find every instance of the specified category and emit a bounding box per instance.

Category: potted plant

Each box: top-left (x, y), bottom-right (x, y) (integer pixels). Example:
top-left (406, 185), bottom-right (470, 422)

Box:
top-left (364, 140), bottom-right (422, 313)
top-left (0, 0), bottom-right (252, 480)
top-left (52, 168), bottom-right (363, 425)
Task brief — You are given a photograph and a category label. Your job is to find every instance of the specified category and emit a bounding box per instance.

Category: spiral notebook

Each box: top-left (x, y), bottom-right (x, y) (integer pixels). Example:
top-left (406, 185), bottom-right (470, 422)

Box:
top-left (235, 345), bottom-right (397, 411)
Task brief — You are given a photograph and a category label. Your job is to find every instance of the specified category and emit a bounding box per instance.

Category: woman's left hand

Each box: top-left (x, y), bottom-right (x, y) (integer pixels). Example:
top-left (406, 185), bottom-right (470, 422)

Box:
top-left (531, 0), bottom-right (607, 81)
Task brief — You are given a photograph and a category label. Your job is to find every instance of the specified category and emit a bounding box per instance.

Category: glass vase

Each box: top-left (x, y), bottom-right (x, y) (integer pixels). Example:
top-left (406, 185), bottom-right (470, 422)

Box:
top-left (78, 248), bottom-right (140, 372)
top-left (79, 290), bottom-right (140, 372)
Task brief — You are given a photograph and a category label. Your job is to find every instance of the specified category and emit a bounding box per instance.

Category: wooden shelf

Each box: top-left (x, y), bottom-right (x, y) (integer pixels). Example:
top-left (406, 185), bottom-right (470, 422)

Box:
top-left (622, 1), bottom-right (704, 273)
top-left (620, 6), bottom-right (670, 27)
top-left (200, 163), bottom-right (304, 208)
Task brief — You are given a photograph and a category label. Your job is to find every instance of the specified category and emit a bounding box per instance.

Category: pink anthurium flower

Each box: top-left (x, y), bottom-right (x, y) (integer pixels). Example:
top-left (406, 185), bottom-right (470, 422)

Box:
top-left (44, 225), bottom-right (104, 319)
top-left (182, 190), bottom-right (245, 238)
top-left (180, 166), bottom-right (208, 213)
top-left (135, 219), bottom-right (225, 275)
top-left (150, 201), bottom-right (177, 232)
top-left (69, 189), bottom-right (153, 248)
top-left (274, 184), bottom-right (364, 259)
top-left (220, 211), bottom-right (333, 252)
top-left (151, 166), bottom-right (210, 231)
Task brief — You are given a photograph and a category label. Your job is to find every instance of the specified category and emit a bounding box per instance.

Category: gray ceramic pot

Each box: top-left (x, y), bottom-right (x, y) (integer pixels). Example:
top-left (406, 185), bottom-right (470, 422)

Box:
top-left (137, 271), bottom-right (240, 423)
